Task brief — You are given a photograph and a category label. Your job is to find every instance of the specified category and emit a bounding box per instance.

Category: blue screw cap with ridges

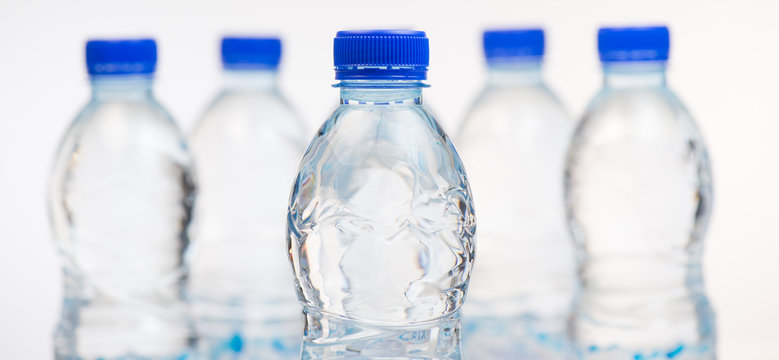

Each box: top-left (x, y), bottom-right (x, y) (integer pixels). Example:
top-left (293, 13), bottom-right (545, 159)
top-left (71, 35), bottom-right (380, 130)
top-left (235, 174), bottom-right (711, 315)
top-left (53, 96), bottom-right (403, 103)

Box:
top-left (333, 30), bottom-right (429, 80)
top-left (483, 28), bottom-right (545, 63)
top-left (86, 38), bottom-right (157, 76)
top-left (222, 36), bottom-right (282, 70)
top-left (598, 26), bottom-right (670, 63)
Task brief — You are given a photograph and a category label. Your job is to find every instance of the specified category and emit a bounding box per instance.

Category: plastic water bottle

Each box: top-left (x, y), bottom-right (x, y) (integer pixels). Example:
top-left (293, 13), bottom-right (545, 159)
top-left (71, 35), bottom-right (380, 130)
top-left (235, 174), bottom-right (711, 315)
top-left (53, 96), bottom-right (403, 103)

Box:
top-left (286, 30), bottom-right (476, 360)
top-left (564, 26), bottom-right (715, 359)
top-left (456, 29), bottom-right (576, 359)
top-left (188, 36), bottom-right (307, 359)
top-left (48, 39), bottom-right (194, 359)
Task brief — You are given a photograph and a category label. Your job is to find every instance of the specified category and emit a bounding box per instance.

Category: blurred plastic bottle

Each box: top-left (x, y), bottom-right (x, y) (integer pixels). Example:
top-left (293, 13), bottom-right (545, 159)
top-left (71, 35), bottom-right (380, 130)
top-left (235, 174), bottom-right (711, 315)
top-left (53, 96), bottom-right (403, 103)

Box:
top-left (456, 28), bottom-right (576, 359)
top-left (188, 37), bottom-right (307, 359)
top-left (287, 30), bottom-right (476, 360)
top-left (48, 39), bottom-right (194, 359)
top-left (565, 26), bottom-right (715, 359)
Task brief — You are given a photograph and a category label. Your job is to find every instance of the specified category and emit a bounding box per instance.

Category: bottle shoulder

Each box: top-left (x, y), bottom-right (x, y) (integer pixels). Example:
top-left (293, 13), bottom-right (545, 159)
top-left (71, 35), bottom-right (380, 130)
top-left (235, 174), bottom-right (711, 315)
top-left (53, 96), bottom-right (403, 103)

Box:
top-left (71, 97), bottom-right (182, 136)
top-left (52, 98), bottom-right (189, 172)
top-left (200, 89), bottom-right (298, 118)
top-left (583, 86), bottom-right (691, 122)
top-left (465, 84), bottom-right (568, 120)
top-left (574, 86), bottom-right (703, 146)
top-left (568, 86), bottom-right (712, 183)
top-left (474, 83), bottom-right (565, 107)
top-left (318, 103), bottom-right (446, 146)
top-left (332, 101), bottom-right (433, 116)
top-left (192, 89), bottom-right (308, 146)
top-left (456, 84), bottom-right (571, 146)
top-left (301, 103), bottom-right (467, 184)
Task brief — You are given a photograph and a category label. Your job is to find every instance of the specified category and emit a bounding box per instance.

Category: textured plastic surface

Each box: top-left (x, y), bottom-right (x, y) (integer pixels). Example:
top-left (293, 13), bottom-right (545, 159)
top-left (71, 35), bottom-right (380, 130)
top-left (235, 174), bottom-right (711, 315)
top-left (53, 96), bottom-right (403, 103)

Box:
top-left (49, 76), bottom-right (193, 359)
top-left (565, 62), bottom-right (715, 359)
top-left (189, 69), bottom-right (307, 359)
top-left (288, 83), bottom-right (475, 359)
top-left (457, 64), bottom-right (576, 359)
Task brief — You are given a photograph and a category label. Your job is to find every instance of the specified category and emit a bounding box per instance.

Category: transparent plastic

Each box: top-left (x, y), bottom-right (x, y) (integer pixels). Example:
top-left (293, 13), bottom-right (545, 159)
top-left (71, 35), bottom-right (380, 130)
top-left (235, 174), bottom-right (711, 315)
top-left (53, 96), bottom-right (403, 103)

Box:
top-left (188, 69), bottom-right (308, 359)
top-left (287, 80), bottom-right (476, 359)
top-left (49, 76), bottom-right (195, 359)
top-left (564, 62), bottom-right (715, 359)
top-left (455, 63), bottom-right (576, 359)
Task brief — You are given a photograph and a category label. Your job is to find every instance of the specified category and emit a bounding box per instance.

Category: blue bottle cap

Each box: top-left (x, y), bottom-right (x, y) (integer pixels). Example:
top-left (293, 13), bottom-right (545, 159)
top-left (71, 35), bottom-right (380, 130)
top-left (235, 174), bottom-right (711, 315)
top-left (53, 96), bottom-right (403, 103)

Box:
top-left (483, 28), bottom-right (544, 64)
top-left (86, 39), bottom-right (157, 76)
top-left (333, 30), bottom-right (429, 80)
top-left (221, 36), bottom-right (282, 70)
top-left (598, 26), bottom-right (670, 63)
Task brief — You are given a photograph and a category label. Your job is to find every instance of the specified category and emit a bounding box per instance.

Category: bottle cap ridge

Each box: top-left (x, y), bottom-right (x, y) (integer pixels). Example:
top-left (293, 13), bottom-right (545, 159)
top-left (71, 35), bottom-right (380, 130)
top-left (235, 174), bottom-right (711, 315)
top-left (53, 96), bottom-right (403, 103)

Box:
top-left (334, 30), bottom-right (429, 80)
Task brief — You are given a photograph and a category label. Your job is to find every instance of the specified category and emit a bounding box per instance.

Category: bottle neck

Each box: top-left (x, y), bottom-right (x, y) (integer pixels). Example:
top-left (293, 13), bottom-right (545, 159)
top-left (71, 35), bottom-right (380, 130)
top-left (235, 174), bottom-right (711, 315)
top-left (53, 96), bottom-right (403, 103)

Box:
top-left (337, 80), bottom-right (425, 105)
top-left (90, 75), bottom-right (154, 101)
top-left (602, 62), bottom-right (667, 88)
top-left (486, 62), bottom-right (544, 86)
top-left (222, 69), bottom-right (278, 91)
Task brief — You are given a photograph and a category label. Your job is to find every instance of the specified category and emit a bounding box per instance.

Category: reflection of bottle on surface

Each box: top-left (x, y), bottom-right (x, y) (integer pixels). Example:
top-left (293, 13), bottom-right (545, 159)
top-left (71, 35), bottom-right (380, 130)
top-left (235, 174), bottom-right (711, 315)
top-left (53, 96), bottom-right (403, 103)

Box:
top-left (565, 26), bottom-right (716, 359)
top-left (188, 37), bottom-right (308, 359)
top-left (286, 30), bottom-right (476, 360)
top-left (49, 39), bottom-right (194, 360)
top-left (456, 28), bottom-right (576, 359)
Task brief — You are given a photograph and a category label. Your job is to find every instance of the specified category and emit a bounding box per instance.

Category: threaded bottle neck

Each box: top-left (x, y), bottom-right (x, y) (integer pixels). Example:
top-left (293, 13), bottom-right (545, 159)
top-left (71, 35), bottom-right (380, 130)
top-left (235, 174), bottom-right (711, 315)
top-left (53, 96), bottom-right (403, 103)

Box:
top-left (337, 80), bottom-right (425, 105)
top-left (603, 62), bottom-right (667, 88)
top-left (90, 75), bottom-right (154, 100)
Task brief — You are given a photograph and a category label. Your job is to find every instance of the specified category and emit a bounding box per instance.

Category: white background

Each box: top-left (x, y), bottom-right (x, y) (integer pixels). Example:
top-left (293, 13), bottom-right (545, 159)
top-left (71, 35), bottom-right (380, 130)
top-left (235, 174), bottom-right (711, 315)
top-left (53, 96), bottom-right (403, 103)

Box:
top-left (1, 0), bottom-right (777, 358)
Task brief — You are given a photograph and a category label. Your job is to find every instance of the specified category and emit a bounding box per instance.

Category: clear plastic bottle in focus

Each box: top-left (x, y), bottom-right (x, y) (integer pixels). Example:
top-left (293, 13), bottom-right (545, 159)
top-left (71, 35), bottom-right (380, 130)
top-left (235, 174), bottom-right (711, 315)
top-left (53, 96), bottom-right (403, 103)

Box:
top-left (456, 28), bottom-right (576, 359)
top-left (188, 36), bottom-right (307, 359)
top-left (48, 39), bottom-right (195, 360)
top-left (286, 30), bottom-right (476, 360)
top-left (565, 26), bottom-right (715, 359)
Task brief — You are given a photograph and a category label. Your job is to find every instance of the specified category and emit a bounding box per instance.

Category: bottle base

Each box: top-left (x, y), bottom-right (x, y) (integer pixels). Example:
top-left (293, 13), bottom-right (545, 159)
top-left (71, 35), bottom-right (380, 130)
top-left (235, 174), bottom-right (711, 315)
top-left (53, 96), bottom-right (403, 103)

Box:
top-left (54, 350), bottom-right (193, 360)
top-left (573, 343), bottom-right (715, 360)
top-left (462, 314), bottom-right (573, 359)
top-left (196, 331), bottom-right (301, 360)
top-left (191, 297), bottom-right (302, 359)
top-left (300, 308), bottom-right (463, 360)
top-left (53, 304), bottom-right (194, 360)
top-left (570, 294), bottom-right (717, 360)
